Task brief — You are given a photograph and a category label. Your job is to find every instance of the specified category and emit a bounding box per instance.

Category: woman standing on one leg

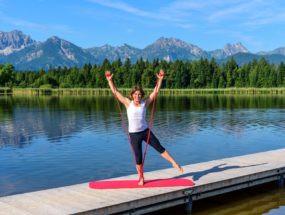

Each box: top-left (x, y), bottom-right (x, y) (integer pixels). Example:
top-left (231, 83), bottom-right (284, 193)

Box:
top-left (106, 69), bottom-right (183, 186)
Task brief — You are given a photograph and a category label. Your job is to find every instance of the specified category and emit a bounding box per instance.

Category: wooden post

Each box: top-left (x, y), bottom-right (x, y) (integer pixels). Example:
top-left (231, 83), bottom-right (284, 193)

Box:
top-left (279, 174), bottom-right (284, 187)
top-left (184, 190), bottom-right (194, 214)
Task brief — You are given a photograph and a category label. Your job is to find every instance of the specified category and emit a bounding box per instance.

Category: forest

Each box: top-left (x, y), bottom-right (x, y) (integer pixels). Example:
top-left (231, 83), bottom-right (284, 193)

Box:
top-left (1, 57), bottom-right (285, 89)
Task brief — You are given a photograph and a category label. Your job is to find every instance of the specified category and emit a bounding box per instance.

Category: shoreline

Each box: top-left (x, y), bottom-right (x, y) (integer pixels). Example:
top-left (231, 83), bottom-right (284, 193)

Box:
top-left (1, 87), bottom-right (285, 96)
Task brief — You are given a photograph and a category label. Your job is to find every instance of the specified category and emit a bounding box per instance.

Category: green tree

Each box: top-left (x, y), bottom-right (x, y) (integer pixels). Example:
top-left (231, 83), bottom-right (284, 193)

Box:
top-left (210, 59), bottom-right (220, 88)
top-left (14, 71), bottom-right (26, 87)
top-left (142, 66), bottom-right (155, 88)
top-left (166, 63), bottom-right (176, 88)
top-left (0, 64), bottom-right (14, 86)
top-left (277, 62), bottom-right (285, 87)
top-left (122, 58), bottom-right (132, 87)
top-left (249, 66), bottom-right (258, 87)
top-left (224, 57), bottom-right (238, 87)
top-left (132, 58), bottom-right (147, 86)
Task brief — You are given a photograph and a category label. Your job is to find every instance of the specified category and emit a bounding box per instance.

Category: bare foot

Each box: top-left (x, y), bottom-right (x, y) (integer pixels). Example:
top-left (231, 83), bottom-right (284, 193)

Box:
top-left (138, 176), bottom-right (144, 186)
top-left (173, 163), bottom-right (184, 173)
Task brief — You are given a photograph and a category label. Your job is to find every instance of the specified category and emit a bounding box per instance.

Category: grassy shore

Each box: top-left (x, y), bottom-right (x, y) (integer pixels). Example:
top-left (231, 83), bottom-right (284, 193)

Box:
top-left (1, 87), bottom-right (285, 96)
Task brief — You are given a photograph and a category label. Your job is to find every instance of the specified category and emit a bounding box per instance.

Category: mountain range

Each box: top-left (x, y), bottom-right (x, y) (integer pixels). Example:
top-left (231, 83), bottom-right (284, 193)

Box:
top-left (0, 30), bottom-right (285, 71)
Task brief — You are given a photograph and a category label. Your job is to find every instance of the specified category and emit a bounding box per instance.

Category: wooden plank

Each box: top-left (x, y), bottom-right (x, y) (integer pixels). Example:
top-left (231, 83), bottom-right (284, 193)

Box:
top-left (0, 195), bottom-right (61, 215)
top-left (0, 148), bottom-right (284, 214)
top-left (0, 201), bottom-right (32, 215)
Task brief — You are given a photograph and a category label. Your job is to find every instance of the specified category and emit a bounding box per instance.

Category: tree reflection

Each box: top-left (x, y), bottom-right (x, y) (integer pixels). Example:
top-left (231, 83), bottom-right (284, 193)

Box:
top-left (0, 95), bottom-right (285, 148)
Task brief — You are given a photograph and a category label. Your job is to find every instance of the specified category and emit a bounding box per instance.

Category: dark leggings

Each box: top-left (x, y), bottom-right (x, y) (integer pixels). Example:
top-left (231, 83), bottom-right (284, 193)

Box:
top-left (129, 128), bottom-right (166, 165)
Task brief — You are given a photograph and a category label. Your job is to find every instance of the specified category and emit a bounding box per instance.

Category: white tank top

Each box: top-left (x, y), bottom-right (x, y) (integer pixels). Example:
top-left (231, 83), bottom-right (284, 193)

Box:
top-left (127, 101), bottom-right (148, 133)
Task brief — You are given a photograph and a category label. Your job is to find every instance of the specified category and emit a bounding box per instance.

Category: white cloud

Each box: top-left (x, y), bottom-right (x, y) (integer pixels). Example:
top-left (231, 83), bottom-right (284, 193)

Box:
top-left (0, 12), bottom-right (72, 33)
top-left (243, 13), bottom-right (285, 27)
top-left (207, 1), bottom-right (259, 21)
top-left (87, 0), bottom-right (155, 18)
top-left (83, 0), bottom-right (285, 43)
top-left (167, 1), bottom-right (207, 10)
top-left (207, 0), bottom-right (285, 27)
top-left (86, 0), bottom-right (186, 23)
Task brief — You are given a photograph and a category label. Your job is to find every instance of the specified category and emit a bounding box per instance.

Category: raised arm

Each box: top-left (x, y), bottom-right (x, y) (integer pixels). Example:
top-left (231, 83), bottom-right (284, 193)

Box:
top-left (105, 71), bottom-right (130, 108)
top-left (145, 69), bottom-right (164, 107)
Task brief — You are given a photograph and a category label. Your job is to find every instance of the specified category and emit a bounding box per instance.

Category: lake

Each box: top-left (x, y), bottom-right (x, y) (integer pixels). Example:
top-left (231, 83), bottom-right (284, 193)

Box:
top-left (0, 95), bottom-right (285, 214)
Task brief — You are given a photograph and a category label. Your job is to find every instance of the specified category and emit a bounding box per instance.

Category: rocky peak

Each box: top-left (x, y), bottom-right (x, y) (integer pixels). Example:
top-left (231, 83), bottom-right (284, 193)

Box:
top-left (48, 36), bottom-right (61, 41)
top-left (100, 44), bottom-right (115, 51)
top-left (117, 44), bottom-right (141, 53)
top-left (272, 47), bottom-right (285, 55)
top-left (209, 42), bottom-right (249, 59)
top-left (0, 30), bottom-right (36, 55)
top-left (154, 37), bottom-right (190, 48)
top-left (47, 36), bottom-right (67, 45)
top-left (46, 36), bottom-right (78, 51)
top-left (148, 37), bottom-right (206, 57)
top-left (44, 36), bottom-right (84, 62)
top-left (119, 43), bottom-right (139, 50)
top-left (224, 42), bottom-right (249, 55)
top-left (258, 47), bottom-right (285, 56)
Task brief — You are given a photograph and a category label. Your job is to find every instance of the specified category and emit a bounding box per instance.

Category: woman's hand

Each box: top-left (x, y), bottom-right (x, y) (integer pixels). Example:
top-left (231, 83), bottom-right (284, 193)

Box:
top-left (146, 69), bottom-right (165, 107)
top-left (105, 70), bottom-right (130, 108)
top-left (105, 71), bottom-right (113, 81)
top-left (157, 69), bottom-right (165, 80)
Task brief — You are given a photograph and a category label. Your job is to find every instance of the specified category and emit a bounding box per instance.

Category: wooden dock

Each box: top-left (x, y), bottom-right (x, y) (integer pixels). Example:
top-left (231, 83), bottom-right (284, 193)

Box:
top-left (0, 148), bottom-right (284, 215)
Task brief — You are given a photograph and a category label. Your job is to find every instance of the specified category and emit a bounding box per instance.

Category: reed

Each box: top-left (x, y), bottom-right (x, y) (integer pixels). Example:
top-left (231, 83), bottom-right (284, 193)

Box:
top-left (1, 87), bottom-right (285, 96)
top-left (159, 88), bottom-right (285, 95)
top-left (0, 87), bottom-right (12, 95)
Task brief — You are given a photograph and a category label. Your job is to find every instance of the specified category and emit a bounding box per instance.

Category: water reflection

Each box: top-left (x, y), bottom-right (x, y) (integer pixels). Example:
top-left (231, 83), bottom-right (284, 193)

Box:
top-left (151, 184), bottom-right (285, 215)
top-left (0, 96), bottom-right (120, 148)
top-left (0, 95), bottom-right (285, 198)
top-left (193, 184), bottom-right (285, 215)
top-left (1, 95), bottom-right (285, 149)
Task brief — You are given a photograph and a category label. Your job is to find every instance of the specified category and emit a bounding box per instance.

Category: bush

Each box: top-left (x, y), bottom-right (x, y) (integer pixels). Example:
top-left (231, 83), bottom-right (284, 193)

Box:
top-left (59, 82), bottom-right (72, 88)
top-left (39, 84), bottom-right (52, 89)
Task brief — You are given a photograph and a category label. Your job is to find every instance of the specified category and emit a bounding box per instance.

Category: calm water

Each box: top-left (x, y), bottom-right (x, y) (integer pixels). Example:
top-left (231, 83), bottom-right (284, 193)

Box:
top-left (0, 95), bottom-right (285, 214)
top-left (151, 182), bottom-right (285, 215)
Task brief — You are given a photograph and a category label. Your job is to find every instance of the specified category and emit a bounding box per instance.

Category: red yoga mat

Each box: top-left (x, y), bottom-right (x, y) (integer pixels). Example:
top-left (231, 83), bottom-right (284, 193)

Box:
top-left (89, 178), bottom-right (195, 189)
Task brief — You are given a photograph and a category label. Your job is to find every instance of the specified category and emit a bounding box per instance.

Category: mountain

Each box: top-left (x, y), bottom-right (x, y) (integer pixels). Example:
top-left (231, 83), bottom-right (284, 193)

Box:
top-left (209, 42), bottom-right (249, 59)
top-left (86, 37), bottom-right (208, 62)
top-left (1, 30), bottom-right (285, 70)
top-left (139, 37), bottom-right (208, 61)
top-left (1, 36), bottom-right (96, 70)
top-left (86, 44), bottom-right (141, 63)
top-left (257, 47), bottom-right (285, 56)
top-left (221, 53), bottom-right (285, 65)
top-left (0, 30), bottom-right (36, 55)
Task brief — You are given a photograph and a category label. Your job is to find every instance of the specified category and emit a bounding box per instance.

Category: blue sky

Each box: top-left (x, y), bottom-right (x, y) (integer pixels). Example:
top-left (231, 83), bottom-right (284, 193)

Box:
top-left (1, 0), bottom-right (285, 52)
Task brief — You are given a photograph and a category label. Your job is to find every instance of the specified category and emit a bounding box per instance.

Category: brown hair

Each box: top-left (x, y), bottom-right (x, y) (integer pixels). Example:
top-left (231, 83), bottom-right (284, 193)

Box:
top-left (129, 86), bottom-right (145, 99)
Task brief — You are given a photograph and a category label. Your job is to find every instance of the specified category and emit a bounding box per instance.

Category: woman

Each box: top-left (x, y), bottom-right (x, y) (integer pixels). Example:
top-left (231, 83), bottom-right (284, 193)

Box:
top-left (106, 69), bottom-right (183, 186)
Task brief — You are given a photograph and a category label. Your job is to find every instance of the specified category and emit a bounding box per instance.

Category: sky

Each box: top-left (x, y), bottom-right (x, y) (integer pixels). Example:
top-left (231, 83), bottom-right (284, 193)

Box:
top-left (1, 0), bottom-right (285, 53)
